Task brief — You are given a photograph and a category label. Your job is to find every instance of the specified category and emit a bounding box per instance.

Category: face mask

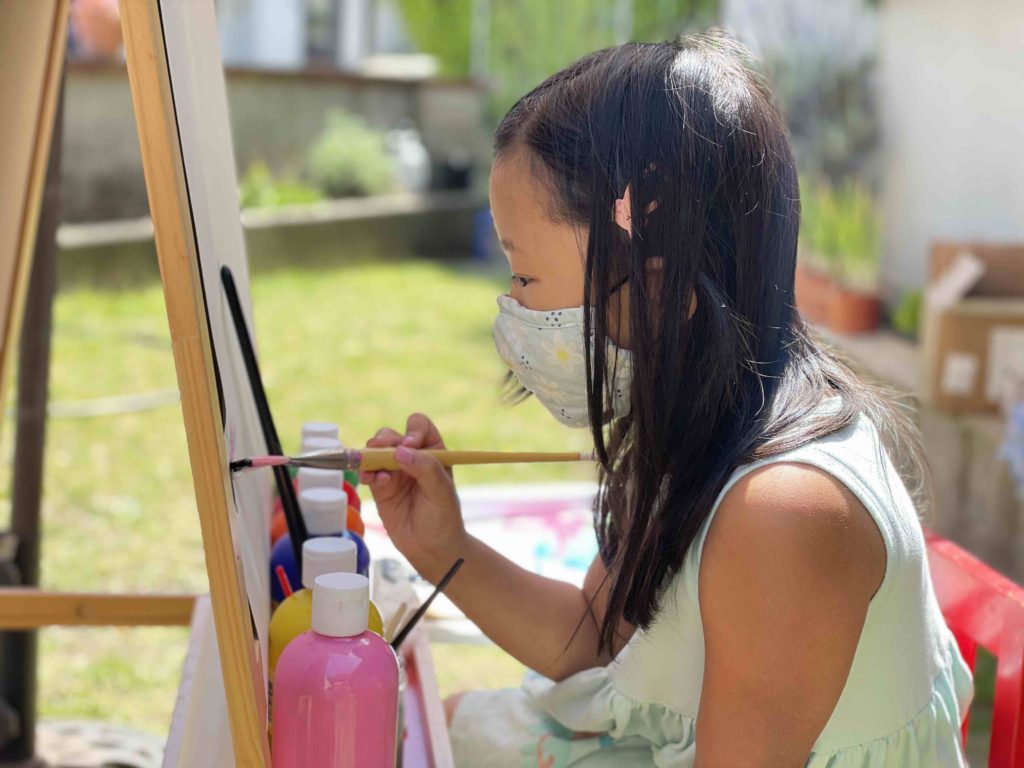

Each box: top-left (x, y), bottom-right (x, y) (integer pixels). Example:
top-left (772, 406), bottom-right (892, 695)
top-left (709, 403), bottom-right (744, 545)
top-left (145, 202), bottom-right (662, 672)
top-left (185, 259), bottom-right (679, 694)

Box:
top-left (492, 294), bottom-right (633, 428)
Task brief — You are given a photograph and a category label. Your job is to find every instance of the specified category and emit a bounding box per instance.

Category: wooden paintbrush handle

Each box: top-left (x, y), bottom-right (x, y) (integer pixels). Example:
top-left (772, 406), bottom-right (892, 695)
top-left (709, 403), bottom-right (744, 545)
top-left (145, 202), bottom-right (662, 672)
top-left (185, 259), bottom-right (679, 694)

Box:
top-left (357, 448), bottom-right (593, 472)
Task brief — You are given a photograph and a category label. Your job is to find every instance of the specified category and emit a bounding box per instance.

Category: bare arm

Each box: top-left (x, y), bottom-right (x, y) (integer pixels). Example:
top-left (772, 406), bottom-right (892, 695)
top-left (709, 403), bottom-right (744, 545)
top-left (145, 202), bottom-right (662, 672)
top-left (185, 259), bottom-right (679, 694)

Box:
top-left (363, 414), bottom-right (632, 681)
top-left (438, 540), bottom-right (630, 680)
top-left (695, 462), bottom-right (886, 767)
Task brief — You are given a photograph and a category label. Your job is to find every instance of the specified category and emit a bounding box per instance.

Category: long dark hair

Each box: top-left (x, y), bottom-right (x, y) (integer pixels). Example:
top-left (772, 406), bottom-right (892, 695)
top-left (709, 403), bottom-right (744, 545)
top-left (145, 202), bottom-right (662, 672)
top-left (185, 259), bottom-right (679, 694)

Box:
top-left (494, 32), bottom-right (925, 653)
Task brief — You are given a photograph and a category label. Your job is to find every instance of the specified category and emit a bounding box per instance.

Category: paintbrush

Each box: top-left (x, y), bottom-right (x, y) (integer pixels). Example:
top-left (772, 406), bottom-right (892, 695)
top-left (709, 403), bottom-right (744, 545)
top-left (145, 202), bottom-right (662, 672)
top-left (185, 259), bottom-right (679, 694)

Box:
top-left (391, 558), bottom-right (464, 650)
top-left (230, 448), bottom-right (596, 473)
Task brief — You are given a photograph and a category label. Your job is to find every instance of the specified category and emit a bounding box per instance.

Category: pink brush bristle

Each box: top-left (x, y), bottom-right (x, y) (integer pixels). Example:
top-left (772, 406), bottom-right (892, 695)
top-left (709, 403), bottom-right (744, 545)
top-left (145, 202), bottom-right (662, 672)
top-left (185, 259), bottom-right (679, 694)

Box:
top-left (250, 455), bottom-right (289, 468)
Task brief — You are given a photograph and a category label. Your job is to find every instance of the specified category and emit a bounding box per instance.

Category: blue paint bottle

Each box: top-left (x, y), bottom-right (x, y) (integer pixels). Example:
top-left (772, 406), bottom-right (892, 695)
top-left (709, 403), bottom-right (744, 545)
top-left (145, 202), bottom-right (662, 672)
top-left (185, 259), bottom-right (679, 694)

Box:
top-left (270, 487), bottom-right (370, 604)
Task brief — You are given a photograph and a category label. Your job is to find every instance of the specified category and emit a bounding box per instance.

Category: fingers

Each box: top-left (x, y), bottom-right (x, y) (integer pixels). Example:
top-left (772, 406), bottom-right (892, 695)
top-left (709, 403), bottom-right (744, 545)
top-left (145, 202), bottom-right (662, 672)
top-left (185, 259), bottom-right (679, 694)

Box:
top-left (361, 460), bottom-right (417, 502)
top-left (393, 445), bottom-right (452, 496)
top-left (364, 416), bottom-right (449, 489)
top-left (404, 412), bottom-right (446, 450)
top-left (367, 426), bottom-right (403, 448)
top-left (364, 427), bottom-right (404, 487)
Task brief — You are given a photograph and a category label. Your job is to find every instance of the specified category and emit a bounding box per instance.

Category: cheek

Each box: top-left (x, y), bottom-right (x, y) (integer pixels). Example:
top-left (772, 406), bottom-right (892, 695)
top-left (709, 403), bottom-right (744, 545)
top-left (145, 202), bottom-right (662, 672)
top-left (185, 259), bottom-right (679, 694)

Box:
top-left (521, 280), bottom-right (580, 312)
top-left (524, 245), bottom-right (587, 311)
top-left (509, 281), bottom-right (528, 305)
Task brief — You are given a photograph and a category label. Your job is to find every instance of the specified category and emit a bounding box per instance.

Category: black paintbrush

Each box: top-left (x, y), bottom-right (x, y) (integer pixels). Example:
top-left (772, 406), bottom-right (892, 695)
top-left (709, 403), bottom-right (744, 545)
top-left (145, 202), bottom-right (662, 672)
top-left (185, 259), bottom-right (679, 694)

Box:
top-left (221, 267), bottom-right (307, 566)
top-left (390, 558), bottom-right (465, 650)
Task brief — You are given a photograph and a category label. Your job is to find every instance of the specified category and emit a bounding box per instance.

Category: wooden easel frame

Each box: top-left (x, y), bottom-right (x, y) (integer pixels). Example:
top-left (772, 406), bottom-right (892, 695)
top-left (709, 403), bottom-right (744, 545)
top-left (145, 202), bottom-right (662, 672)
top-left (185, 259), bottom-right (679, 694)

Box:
top-left (0, 1), bottom-right (267, 763)
top-left (117, 1), bottom-right (271, 762)
top-left (0, 1), bottom-right (68, 426)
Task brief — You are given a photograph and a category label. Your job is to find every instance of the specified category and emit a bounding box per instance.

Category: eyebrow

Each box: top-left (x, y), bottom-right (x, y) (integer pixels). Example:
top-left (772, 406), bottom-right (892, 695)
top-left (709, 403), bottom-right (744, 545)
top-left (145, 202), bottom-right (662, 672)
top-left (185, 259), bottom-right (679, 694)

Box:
top-left (500, 238), bottom-right (516, 252)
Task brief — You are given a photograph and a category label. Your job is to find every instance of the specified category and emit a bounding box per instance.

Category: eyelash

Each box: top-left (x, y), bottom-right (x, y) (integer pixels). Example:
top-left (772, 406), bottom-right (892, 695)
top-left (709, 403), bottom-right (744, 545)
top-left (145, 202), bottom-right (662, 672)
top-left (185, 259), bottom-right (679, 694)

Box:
top-left (510, 275), bottom-right (531, 288)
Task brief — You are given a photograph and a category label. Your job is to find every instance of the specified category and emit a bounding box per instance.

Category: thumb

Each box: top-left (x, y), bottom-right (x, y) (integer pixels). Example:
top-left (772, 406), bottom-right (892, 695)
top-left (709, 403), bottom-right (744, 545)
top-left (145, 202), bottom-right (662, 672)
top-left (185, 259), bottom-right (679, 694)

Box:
top-left (394, 446), bottom-right (451, 495)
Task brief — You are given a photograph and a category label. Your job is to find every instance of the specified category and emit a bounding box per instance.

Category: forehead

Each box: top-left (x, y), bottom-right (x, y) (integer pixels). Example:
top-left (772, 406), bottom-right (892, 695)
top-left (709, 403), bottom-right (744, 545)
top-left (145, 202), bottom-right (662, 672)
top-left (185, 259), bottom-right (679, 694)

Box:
top-left (488, 150), bottom-right (584, 263)
top-left (488, 151), bottom-right (548, 234)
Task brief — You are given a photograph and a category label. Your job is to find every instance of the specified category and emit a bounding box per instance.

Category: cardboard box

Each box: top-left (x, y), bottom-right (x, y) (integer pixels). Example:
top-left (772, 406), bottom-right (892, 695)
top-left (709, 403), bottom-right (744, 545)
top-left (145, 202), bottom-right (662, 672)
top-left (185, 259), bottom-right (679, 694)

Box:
top-left (920, 243), bottom-right (1024, 414)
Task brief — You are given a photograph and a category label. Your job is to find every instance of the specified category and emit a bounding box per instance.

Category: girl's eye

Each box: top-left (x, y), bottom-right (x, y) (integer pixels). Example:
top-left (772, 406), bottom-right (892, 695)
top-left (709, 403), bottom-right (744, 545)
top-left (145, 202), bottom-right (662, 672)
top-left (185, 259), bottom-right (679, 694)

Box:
top-left (510, 275), bottom-right (531, 288)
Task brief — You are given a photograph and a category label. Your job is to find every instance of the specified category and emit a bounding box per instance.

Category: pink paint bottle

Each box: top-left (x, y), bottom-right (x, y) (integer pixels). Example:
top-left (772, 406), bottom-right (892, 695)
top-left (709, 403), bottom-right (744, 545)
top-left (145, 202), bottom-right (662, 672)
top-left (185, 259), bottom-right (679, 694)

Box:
top-left (271, 572), bottom-right (399, 768)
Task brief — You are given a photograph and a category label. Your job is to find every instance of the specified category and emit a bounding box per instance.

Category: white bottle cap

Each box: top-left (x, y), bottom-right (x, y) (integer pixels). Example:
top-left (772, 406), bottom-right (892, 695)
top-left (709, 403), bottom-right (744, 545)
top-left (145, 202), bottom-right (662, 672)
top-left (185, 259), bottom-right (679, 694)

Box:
top-left (299, 487), bottom-right (348, 535)
top-left (302, 537), bottom-right (357, 589)
top-left (297, 467), bottom-right (344, 495)
top-left (312, 572), bottom-right (370, 637)
top-left (301, 435), bottom-right (342, 455)
top-left (302, 421), bottom-right (339, 444)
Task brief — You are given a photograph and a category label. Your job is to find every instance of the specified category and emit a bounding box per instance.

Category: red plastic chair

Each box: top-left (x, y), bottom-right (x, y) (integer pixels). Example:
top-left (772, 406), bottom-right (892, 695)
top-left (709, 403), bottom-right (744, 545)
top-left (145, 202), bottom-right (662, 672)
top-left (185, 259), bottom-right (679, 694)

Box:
top-left (926, 529), bottom-right (1024, 766)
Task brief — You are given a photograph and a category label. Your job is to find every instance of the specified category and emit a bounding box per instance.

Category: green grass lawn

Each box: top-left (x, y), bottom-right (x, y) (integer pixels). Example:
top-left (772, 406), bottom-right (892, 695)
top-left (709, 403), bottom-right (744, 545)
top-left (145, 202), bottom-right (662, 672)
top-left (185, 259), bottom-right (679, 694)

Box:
top-left (0, 248), bottom-right (586, 737)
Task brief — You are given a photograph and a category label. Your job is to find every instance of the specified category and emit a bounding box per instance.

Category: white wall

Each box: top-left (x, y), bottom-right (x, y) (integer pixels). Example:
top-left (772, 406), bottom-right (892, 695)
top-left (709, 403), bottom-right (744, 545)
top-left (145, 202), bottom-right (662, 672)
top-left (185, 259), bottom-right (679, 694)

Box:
top-left (879, 0), bottom-right (1024, 295)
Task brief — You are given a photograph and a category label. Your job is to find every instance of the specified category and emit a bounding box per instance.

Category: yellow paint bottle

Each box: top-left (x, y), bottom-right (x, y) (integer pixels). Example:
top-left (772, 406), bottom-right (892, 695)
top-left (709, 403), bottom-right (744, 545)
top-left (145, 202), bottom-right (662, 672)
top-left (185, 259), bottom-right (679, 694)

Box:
top-left (269, 537), bottom-right (384, 677)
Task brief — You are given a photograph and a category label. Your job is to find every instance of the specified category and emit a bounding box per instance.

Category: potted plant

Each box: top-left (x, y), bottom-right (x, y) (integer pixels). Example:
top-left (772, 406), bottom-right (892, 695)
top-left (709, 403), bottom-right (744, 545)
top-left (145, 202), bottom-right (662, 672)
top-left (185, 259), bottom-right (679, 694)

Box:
top-left (890, 287), bottom-right (923, 340)
top-left (307, 111), bottom-right (397, 199)
top-left (826, 182), bottom-right (882, 334)
top-left (795, 177), bottom-right (840, 325)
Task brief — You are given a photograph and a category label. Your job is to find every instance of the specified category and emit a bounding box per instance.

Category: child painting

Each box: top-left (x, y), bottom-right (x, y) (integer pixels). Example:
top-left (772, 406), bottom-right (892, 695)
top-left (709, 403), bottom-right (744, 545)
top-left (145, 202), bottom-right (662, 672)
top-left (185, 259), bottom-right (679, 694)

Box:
top-left (361, 33), bottom-right (972, 768)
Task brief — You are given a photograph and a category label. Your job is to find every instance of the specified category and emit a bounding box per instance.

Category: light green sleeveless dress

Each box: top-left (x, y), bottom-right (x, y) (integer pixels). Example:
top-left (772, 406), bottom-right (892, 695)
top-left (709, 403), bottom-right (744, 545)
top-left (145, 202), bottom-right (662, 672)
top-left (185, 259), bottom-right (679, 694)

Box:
top-left (449, 413), bottom-right (974, 767)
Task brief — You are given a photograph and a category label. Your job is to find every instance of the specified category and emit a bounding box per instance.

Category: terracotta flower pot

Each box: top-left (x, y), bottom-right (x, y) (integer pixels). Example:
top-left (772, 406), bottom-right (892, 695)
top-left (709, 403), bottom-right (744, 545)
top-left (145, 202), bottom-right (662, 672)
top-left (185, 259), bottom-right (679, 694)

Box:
top-left (827, 285), bottom-right (881, 335)
top-left (72, 0), bottom-right (123, 59)
top-left (794, 262), bottom-right (833, 325)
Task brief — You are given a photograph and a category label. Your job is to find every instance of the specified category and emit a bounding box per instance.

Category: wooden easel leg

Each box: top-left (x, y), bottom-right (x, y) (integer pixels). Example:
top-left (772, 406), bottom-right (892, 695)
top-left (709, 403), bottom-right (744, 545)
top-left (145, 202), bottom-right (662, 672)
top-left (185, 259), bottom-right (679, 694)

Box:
top-left (0, 67), bottom-right (63, 768)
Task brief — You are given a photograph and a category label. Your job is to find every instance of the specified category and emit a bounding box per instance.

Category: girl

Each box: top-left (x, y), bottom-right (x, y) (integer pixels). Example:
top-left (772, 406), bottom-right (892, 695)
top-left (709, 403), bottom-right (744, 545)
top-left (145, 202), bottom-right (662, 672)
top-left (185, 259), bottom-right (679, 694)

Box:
top-left (361, 34), bottom-right (972, 767)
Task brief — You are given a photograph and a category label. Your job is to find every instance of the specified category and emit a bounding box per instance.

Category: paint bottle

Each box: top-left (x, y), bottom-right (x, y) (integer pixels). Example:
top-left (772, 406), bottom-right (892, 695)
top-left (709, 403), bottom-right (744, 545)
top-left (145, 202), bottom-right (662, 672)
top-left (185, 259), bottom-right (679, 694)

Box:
top-left (301, 434), bottom-right (341, 455)
top-left (293, 431), bottom-right (340, 484)
top-left (273, 421), bottom-right (338, 486)
top-left (270, 487), bottom-right (370, 603)
top-left (272, 572), bottom-right (399, 768)
top-left (301, 434), bottom-right (361, 487)
top-left (297, 466), bottom-right (344, 495)
top-left (269, 537), bottom-right (384, 676)
top-left (302, 421), bottom-right (339, 445)
top-left (282, 425), bottom-right (339, 481)
top-left (272, 467), bottom-right (364, 545)
top-left (272, 501), bottom-right (363, 544)
top-left (295, 467), bottom-right (361, 512)
top-left (301, 468), bottom-right (364, 536)
top-left (300, 425), bottom-right (360, 487)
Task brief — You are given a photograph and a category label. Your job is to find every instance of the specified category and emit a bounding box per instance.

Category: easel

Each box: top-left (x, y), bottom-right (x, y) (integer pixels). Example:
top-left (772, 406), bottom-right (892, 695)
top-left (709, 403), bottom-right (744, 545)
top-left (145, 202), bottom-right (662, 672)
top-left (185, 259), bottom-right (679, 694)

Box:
top-left (0, 2), bottom-right (451, 765)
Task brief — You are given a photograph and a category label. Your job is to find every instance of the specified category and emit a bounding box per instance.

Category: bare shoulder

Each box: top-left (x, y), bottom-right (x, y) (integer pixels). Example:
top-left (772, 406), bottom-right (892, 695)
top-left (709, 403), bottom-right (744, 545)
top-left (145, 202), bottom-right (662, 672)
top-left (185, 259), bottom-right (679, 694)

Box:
top-left (700, 461), bottom-right (886, 604)
top-left (694, 462), bottom-right (888, 763)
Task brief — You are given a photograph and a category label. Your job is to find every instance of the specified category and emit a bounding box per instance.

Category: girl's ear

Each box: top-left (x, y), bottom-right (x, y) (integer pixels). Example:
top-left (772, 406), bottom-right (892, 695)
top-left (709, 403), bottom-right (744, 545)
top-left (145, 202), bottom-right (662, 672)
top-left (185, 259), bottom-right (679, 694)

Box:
top-left (644, 257), bottom-right (697, 318)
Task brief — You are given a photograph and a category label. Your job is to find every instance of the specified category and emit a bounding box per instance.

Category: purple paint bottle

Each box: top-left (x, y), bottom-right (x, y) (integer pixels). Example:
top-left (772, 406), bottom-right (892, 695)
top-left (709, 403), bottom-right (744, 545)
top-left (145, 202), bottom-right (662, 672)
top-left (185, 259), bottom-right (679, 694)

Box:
top-left (272, 572), bottom-right (399, 768)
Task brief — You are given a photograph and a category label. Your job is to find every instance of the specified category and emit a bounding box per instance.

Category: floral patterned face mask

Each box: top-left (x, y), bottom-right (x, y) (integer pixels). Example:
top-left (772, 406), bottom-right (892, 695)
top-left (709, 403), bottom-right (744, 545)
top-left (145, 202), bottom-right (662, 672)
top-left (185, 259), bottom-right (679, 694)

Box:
top-left (492, 294), bottom-right (633, 428)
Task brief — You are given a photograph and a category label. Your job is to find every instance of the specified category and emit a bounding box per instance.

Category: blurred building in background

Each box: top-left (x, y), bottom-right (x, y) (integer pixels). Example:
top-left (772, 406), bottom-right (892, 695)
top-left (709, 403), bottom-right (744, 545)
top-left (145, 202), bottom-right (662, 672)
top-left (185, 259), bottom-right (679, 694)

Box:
top-left (217, 0), bottom-right (423, 75)
top-left (63, 0), bottom-right (1024, 297)
top-left (877, 0), bottom-right (1024, 293)
top-left (725, 0), bottom-right (1024, 297)
top-left (62, 0), bottom-right (484, 223)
